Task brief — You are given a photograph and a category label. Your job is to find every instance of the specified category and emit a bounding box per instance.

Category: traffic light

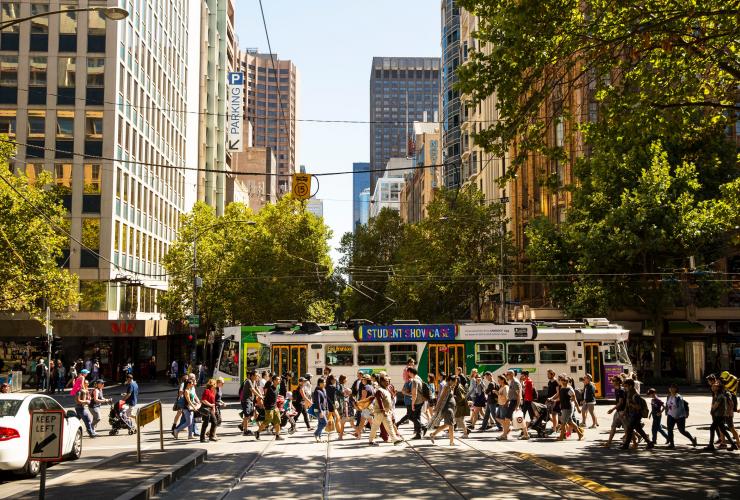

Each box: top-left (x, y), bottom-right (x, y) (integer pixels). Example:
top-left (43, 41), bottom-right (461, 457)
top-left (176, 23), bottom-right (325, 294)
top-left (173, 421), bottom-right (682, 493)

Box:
top-left (187, 333), bottom-right (196, 349)
top-left (50, 336), bottom-right (63, 355)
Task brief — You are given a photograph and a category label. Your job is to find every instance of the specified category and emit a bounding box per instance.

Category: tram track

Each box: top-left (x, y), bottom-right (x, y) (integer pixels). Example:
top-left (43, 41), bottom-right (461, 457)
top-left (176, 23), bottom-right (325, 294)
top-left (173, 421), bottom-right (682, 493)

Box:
top-left (214, 437), bottom-right (274, 500)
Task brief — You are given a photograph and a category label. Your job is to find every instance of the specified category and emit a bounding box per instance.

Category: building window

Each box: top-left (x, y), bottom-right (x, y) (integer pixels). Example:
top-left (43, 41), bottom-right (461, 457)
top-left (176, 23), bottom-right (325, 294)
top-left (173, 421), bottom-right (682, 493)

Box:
top-left (58, 57), bottom-right (76, 87)
top-left (358, 345), bottom-right (385, 366)
top-left (507, 343), bottom-right (535, 364)
top-left (16, 164), bottom-right (42, 183)
top-left (56, 112), bottom-right (74, 138)
top-left (28, 56), bottom-right (47, 85)
top-left (0, 55), bottom-right (18, 85)
top-left (29, 4), bottom-right (49, 51)
top-left (79, 281), bottom-right (107, 311)
top-left (0, 110), bottom-right (16, 136)
top-left (538, 343), bottom-right (568, 363)
top-left (87, 58), bottom-right (105, 86)
top-left (84, 164), bottom-right (101, 193)
top-left (54, 163), bottom-right (73, 193)
top-left (85, 111), bottom-right (103, 139)
top-left (27, 111), bottom-right (45, 137)
top-left (82, 218), bottom-right (100, 251)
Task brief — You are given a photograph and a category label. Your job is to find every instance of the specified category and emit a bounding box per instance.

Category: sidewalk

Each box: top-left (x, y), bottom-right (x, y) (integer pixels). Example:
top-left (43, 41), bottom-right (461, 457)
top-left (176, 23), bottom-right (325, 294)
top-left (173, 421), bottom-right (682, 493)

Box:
top-left (17, 380), bottom-right (178, 396)
top-left (16, 448), bottom-right (205, 500)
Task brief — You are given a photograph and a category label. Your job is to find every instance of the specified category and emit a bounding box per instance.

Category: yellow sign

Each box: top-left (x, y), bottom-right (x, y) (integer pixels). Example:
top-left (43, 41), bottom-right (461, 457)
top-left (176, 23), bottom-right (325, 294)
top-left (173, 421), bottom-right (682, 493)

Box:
top-left (137, 401), bottom-right (161, 427)
top-left (292, 173), bottom-right (312, 200)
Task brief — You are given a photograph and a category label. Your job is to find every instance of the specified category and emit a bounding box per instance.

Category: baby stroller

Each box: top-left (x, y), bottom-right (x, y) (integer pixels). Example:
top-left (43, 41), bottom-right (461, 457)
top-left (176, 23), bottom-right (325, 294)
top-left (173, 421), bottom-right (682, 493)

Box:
top-left (529, 402), bottom-right (551, 438)
top-left (277, 395), bottom-right (298, 434)
top-left (108, 400), bottom-right (137, 435)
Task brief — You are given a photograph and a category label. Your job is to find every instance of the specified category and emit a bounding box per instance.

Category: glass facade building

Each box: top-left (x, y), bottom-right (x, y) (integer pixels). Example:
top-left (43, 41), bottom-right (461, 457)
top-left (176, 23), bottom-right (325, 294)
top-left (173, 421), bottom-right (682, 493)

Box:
top-left (352, 161), bottom-right (370, 231)
top-left (441, 0), bottom-right (461, 188)
top-left (369, 57), bottom-right (439, 189)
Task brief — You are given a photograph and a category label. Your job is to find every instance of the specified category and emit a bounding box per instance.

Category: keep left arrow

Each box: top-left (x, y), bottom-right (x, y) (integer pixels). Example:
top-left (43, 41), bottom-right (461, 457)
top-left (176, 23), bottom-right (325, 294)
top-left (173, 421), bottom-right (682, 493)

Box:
top-left (33, 433), bottom-right (57, 454)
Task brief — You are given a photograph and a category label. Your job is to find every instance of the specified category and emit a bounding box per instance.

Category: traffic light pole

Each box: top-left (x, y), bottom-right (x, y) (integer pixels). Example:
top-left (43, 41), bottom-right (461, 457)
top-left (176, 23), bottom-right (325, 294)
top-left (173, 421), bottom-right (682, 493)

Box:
top-left (191, 238), bottom-right (198, 367)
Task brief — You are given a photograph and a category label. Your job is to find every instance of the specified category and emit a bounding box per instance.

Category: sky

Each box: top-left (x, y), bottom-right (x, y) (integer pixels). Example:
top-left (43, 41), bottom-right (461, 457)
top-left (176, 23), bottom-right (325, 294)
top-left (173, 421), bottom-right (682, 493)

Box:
top-left (234, 0), bottom-right (441, 263)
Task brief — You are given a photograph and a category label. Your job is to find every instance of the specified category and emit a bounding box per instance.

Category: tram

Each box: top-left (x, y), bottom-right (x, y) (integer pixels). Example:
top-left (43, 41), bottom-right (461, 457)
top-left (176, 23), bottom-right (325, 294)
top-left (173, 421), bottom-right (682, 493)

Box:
top-left (213, 324), bottom-right (273, 397)
top-left (247, 319), bottom-right (632, 399)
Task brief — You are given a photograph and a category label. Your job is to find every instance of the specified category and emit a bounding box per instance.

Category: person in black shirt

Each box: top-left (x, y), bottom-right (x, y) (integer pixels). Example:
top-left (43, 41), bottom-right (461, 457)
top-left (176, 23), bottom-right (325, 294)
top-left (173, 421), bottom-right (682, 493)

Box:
top-left (255, 376), bottom-right (282, 440)
top-left (604, 376), bottom-right (628, 447)
top-left (546, 369), bottom-right (559, 431)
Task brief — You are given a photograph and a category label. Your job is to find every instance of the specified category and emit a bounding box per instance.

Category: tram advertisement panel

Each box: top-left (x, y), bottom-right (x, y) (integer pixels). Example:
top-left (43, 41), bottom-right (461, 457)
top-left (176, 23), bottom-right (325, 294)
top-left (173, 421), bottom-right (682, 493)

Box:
top-left (603, 365), bottom-right (624, 398)
top-left (457, 323), bottom-right (537, 340)
top-left (358, 324), bottom-right (456, 342)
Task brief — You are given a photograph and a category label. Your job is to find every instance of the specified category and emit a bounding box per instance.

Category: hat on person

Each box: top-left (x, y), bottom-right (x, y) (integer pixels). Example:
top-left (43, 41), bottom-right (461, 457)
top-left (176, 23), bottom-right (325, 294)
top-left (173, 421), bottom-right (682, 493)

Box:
top-left (80, 369), bottom-right (90, 374)
top-left (298, 377), bottom-right (306, 382)
top-left (305, 374), bottom-right (312, 380)
top-left (647, 388), bottom-right (656, 394)
top-left (94, 379), bottom-right (105, 385)
top-left (362, 373), bottom-right (371, 380)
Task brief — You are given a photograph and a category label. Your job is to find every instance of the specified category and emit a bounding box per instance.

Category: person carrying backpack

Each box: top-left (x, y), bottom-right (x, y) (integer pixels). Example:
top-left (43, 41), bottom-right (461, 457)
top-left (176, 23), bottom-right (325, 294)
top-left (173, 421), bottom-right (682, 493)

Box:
top-left (704, 378), bottom-right (737, 452)
top-left (620, 379), bottom-right (652, 450)
top-left (665, 383), bottom-right (697, 449)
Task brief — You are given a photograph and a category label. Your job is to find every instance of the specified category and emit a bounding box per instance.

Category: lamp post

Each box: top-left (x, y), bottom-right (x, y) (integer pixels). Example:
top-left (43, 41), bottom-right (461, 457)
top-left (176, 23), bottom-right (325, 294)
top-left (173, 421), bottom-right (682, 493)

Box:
top-left (0, 6), bottom-right (129, 30)
top-left (189, 220), bottom-right (256, 365)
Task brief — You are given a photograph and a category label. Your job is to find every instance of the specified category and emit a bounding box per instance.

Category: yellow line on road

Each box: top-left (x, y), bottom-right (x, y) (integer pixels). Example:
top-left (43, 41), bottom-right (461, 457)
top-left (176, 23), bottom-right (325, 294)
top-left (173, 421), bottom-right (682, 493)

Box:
top-left (515, 452), bottom-right (630, 500)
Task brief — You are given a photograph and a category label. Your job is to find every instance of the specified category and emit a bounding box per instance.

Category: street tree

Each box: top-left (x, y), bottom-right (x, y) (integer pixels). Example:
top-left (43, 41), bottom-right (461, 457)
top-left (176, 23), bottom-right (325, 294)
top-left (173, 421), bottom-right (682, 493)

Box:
top-left (456, 0), bottom-right (739, 177)
top-left (0, 144), bottom-right (79, 318)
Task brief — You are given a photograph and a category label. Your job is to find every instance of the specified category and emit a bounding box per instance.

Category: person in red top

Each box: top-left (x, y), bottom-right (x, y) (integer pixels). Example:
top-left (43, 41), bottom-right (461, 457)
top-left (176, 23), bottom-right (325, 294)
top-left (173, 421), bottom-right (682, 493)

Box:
top-left (520, 371), bottom-right (536, 421)
top-left (200, 379), bottom-right (218, 442)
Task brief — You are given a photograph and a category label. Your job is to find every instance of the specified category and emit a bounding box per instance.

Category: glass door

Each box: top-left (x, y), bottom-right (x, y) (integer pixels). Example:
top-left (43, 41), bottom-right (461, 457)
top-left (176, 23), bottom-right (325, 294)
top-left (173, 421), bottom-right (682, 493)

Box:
top-left (289, 345), bottom-right (307, 388)
top-left (428, 344), bottom-right (465, 389)
top-left (584, 342), bottom-right (603, 397)
top-left (272, 346), bottom-right (289, 378)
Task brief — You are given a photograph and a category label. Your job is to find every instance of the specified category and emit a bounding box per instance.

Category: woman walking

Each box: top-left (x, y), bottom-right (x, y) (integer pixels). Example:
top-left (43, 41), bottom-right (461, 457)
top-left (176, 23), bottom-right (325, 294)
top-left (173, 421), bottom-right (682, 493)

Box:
top-left (336, 374), bottom-right (352, 438)
top-left (313, 377), bottom-right (329, 442)
top-left (467, 371), bottom-right (485, 431)
top-left (199, 379), bottom-right (218, 442)
top-left (665, 383), bottom-right (697, 449)
top-left (173, 378), bottom-right (197, 439)
top-left (704, 381), bottom-right (736, 452)
top-left (325, 374), bottom-right (344, 439)
top-left (581, 374), bottom-right (598, 428)
top-left (75, 379), bottom-right (97, 438)
top-left (549, 374), bottom-right (583, 441)
top-left (495, 375), bottom-right (509, 438)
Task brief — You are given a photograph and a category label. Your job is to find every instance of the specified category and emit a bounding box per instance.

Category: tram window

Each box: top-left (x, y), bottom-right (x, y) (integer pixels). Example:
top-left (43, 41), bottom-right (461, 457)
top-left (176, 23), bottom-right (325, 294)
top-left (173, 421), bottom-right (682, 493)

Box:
top-left (358, 345), bottom-right (385, 366)
top-left (476, 343), bottom-right (504, 364)
top-left (538, 343), bottom-right (567, 363)
top-left (326, 344), bottom-right (354, 366)
top-left (507, 344), bottom-right (535, 364)
top-left (604, 344), bottom-right (618, 363)
top-left (217, 339), bottom-right (239, 376)
top-left (390, 344), bottom-right (417, 365)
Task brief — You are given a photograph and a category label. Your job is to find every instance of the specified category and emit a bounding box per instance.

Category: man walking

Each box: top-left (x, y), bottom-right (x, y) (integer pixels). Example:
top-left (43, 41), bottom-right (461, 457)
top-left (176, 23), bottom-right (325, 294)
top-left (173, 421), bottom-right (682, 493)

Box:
top-left (240, 371), bottom-right (260, 436)
top-left (499, 370), bottom-right (521, 440)
top-left (621, 379), bottom-right (653, 450)
top-left (36, 359), bottom-right (47, 392)
top-left (368, 373), bottom-right (402, 446)
top-left (123, 373), bottom-right (139, 421)
top-left (408, 367), bottom-right (426, 439)
top-left (255, 375), bottom-right (282, 440)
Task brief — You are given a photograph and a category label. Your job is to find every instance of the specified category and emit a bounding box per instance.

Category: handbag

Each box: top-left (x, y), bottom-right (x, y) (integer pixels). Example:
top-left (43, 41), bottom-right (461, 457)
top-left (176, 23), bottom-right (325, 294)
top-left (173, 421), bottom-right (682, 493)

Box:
top-left (355, 398), bottom-right (371, 411)
top-left (512, 409), bottom-right (525, 430)
top-left (198, 405), bottom-right (212, 418)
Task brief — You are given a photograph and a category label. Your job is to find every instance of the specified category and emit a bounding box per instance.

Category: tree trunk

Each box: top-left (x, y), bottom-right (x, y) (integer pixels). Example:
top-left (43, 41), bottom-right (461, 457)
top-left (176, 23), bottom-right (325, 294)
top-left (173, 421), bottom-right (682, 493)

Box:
top-left (652, 316), bottom-right (664, 381)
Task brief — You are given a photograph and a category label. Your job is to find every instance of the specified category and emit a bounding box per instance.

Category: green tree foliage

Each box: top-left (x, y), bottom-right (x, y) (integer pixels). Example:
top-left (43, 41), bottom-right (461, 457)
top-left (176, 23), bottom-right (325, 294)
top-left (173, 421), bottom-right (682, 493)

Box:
top-left (159, 197), bottom-right (337, 330)
top-left (456, 0), bottom-right (739, 175)
top-left (340, 187), bottom-right (513, 322)
top-left (0, 144), bottom-right (79, 317)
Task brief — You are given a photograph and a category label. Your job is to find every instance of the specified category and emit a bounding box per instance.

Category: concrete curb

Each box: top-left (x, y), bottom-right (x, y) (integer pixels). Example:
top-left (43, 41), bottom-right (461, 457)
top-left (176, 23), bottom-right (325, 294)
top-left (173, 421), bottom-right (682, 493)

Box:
top-left (114, 449), bottom-right (207, 500)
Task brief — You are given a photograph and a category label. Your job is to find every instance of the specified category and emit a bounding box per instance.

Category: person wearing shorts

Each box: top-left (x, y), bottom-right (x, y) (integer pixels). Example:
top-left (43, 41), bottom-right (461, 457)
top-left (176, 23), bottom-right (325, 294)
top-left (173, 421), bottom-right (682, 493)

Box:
top-left (499, 370), bottom-right (521, 440)
top-left (255, 375), bottom-right (282, 440)
top-left (240, 371), bottom-right (260, 437)
top-left (604, 376), bottom-right (627, 447)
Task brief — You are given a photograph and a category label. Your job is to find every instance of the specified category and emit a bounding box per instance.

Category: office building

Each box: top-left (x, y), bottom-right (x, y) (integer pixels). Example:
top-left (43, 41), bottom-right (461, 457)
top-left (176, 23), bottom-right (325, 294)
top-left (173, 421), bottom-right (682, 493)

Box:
top-left (358, 188), bottom-right (371, 226)
top-left (441, 0), bottom-right (462, 188)
top-left (305, 198), bottom-right (323, 218)
top-left (0, 0), bottom-right (197, 376)
top-left (230, 146), bottom-right (277, 213)
top-left (400, 122), bottom-right (442, 223)
top-left (352, 162), bottom-right (370, 231)
top-left (370, 158), bottom-right (413, 218)
top-left (369, 57), bottom-right (439, 189)
top-left (196, 0), bottom-right (237, 216)
top-left (239, 49), bottom-right (298, 195)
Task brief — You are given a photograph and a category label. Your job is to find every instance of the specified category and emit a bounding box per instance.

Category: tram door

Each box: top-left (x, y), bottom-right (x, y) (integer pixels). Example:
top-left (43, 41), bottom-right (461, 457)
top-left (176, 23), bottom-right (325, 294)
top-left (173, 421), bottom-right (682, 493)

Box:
top-left (584, 342), bottom-right (603, 397)
top-left (272, 345), bottom-right (307, 389)
top-left (428, 344), bottom-right (465, 388)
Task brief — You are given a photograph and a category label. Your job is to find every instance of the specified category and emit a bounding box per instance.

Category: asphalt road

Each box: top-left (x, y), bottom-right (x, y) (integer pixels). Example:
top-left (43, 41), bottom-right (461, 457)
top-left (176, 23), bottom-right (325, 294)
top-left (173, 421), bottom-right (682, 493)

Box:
top-left (1, 386), bottom-right (739, 499)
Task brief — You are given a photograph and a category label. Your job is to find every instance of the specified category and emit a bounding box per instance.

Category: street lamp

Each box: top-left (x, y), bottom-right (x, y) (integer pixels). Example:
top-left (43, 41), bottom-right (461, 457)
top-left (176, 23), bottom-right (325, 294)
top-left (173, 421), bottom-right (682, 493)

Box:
top-left (0, 6), bottom-right (129, 31)
top-left (190, 220), bottom-right (256, 365)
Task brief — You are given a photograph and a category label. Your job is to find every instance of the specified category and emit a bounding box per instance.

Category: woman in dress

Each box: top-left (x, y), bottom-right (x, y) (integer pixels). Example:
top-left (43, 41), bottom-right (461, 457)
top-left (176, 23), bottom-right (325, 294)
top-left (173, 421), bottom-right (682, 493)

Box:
top-left (428, 375), bottom-right (458, 446)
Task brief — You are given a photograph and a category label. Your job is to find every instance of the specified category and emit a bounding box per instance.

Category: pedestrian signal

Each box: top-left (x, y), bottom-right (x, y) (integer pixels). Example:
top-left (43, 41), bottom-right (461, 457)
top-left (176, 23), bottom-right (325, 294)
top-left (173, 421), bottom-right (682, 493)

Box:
top-left (292, 173), bottom-right (312, 201)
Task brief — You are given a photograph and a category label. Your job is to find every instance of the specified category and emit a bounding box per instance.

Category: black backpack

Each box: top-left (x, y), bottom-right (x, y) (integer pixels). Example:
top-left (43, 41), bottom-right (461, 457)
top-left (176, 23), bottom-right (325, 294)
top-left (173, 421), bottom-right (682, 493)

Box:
top-left (421, 382), bottom-right (431, 401)
top-left (682, 397), bottom-right (690, 417)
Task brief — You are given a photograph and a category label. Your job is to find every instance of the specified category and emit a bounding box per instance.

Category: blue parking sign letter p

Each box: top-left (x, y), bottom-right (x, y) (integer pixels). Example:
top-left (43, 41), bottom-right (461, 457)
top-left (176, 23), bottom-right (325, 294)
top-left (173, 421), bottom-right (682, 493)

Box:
top-left (228, 72), bottom-right (244, 85)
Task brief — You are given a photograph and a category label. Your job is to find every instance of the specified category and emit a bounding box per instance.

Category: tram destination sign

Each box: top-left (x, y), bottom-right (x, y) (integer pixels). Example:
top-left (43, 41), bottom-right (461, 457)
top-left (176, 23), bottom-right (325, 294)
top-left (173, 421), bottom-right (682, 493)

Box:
top-left (358, 324), bottom-right (456, 342)
top-left (457, 323), bottom-right (537, 341)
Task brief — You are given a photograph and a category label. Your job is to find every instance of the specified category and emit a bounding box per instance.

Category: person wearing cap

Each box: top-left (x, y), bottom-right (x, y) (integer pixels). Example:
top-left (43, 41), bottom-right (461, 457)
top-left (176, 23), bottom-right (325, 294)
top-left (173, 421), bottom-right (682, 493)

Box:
top-left (90, 379), bottom-right (112, 430)
top-left (647, 388), bottom-right (670, 446)
top-left (75, 379), bottom-right (97, 438)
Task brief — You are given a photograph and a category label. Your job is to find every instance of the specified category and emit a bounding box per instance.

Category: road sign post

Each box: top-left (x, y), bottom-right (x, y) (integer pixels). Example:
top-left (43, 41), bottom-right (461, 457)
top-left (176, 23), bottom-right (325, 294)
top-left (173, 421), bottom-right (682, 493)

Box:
top-left (136, 400), bottom-right (163, 463)
top-left (29, 410), bottom-right (64, 500)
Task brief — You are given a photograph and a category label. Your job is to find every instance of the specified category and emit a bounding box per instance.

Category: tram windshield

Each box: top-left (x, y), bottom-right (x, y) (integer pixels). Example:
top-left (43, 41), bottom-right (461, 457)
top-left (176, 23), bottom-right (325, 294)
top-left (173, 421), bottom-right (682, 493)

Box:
top-left (616, 341), bottom-right (631, 365)
top-left (218, 339), bottom-right (239, 377)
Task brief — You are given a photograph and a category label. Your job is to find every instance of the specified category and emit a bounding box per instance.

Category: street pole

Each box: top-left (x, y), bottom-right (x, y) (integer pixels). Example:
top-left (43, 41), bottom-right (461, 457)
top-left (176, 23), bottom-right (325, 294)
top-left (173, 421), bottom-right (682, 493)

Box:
top-left (191, 237), bottom-right (198, 368)
top-left (45, 306), bottom-right (52, 392)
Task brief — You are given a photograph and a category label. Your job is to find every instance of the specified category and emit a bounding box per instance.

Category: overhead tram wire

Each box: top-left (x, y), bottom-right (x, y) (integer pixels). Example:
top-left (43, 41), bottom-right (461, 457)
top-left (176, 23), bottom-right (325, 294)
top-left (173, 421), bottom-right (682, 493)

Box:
top-left (4, 136), bottom-right (585, 178)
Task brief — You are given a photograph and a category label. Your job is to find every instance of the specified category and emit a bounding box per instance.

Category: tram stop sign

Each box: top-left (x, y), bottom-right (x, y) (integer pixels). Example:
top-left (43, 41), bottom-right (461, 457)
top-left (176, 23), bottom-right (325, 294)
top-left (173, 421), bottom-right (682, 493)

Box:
top-left (292, 173), bottom-right (312, 201)
top-left (29, 410), bottom-right (64, 462)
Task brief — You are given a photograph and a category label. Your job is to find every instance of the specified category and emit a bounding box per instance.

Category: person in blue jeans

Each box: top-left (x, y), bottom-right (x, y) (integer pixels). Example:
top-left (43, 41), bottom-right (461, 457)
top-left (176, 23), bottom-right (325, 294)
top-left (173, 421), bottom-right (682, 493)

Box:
top-left (173, 378), bottom-right (197, 439)
top-left (647, 388), bottom-right (670, 445)
top-left (313, 377), bottom-right (328, 442)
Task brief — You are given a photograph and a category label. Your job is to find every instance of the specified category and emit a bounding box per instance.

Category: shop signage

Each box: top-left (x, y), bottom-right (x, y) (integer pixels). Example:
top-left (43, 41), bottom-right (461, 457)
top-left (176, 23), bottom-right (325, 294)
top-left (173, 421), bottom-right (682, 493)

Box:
top-left (603, 365), bottom-right (625, 398)
top-left (457, 323), bottom-right (537, 341)
top-left (110, 321), bottom-right (136, 335)
top-left (358, 324), bottom-right (456, 342)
